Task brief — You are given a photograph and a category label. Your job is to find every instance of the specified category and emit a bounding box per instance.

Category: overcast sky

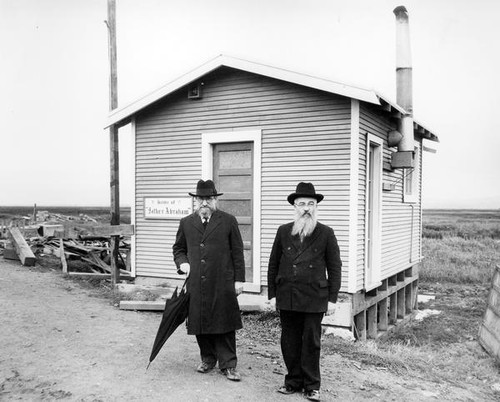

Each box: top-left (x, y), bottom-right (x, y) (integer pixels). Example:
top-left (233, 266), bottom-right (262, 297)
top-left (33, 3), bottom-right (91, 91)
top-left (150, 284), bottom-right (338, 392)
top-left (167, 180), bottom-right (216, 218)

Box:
top-left (1, 0), bottom-right (499, 209)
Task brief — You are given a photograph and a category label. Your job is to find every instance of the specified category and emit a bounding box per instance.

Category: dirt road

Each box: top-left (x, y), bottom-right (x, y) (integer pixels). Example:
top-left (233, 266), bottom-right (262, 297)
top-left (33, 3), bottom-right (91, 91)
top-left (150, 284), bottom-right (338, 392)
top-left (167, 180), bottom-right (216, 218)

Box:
top-left (0, 258), bottom-right (495, 401)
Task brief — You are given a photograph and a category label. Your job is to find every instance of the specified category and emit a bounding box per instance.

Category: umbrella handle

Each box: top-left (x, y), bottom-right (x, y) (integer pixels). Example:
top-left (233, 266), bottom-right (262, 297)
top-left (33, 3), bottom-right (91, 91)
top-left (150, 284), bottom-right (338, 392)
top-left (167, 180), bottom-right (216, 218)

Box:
top-left (181, 276), bottom-right (189, 292)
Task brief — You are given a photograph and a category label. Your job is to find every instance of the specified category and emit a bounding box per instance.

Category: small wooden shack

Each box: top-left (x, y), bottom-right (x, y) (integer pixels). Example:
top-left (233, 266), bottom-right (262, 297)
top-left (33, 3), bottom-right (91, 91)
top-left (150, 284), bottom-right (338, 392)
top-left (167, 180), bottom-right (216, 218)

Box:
top-left (105, 51), bottom-right (438, 339)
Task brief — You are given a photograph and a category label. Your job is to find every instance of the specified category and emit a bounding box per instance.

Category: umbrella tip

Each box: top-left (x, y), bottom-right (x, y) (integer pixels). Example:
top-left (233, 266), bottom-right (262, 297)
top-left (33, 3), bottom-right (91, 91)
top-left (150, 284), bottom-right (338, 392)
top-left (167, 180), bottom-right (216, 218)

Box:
top-left (146, 362), bottom-right (151, 370)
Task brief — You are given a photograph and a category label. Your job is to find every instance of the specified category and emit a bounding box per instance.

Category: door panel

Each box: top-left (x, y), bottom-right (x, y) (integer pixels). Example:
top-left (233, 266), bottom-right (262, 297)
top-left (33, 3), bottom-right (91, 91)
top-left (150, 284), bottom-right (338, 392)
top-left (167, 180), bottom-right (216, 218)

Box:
top-left (213, 142), bottom-right (253, 282)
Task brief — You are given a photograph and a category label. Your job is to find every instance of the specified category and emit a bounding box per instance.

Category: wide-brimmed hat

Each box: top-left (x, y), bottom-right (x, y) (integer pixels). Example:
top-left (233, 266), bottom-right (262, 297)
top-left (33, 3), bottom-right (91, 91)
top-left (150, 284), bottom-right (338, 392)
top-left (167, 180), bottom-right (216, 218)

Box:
top-left (188, 179), bottom-right (223, 197)
top-left (287, 182), bottom-right (324, 205)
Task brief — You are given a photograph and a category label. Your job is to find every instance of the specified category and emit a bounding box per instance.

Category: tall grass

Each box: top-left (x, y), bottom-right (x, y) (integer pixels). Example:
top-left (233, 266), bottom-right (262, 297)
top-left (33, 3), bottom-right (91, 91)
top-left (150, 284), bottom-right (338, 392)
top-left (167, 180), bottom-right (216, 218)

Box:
top-left (421, 210), bottom-right (500, 285)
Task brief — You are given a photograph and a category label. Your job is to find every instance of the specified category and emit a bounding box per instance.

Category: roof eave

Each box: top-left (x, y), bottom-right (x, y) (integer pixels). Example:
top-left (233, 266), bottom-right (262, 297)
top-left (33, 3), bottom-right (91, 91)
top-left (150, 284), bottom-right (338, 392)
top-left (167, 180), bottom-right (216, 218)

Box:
top-left (105, 55), bottom-right (381, 129)
top-left (105, 55), bottom-right (439, 143)
top-left (376, 95), bottom-right (439, 143)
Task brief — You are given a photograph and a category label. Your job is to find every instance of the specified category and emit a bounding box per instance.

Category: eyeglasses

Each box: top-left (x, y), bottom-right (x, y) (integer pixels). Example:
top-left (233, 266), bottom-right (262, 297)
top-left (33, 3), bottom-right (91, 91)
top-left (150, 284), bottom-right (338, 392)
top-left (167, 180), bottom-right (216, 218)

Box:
top-left (294, 201), bottom-right (316, 208)
top-left (196, 196), bottom-right (216, 203)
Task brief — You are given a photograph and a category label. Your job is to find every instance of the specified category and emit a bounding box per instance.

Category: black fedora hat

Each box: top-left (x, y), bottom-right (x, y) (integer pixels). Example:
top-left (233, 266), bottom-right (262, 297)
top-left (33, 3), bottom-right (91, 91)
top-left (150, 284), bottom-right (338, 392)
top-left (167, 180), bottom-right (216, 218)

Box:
top-left (189, 179), bottom-right (223, 197)
top-left (287, 182), bottom-right (324, 205)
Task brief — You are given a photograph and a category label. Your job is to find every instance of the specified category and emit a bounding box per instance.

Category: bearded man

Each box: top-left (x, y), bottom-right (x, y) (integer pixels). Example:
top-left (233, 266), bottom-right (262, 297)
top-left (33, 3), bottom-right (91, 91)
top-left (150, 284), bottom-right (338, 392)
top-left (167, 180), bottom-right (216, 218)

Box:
top-left (173, 179), bottom-right (245, 381)
top-left (267, 182), bottom-right (342, 401)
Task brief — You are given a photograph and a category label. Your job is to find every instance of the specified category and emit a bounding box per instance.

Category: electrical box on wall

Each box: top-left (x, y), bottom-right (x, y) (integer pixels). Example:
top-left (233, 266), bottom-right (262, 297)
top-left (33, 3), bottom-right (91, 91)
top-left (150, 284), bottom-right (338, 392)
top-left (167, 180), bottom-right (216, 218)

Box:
top-left (383, 182), bottom-right (396, 191)
top-left (391, 151), bottom-right (414, 169)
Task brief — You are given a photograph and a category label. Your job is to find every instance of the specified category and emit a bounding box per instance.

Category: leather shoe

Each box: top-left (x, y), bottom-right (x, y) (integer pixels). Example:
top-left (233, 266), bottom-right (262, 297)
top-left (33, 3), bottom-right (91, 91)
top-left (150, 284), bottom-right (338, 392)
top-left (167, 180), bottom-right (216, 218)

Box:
top-left (304, 389), bottom-right (320, 401)
top-left (196, 361), bottom-right (215, 373)
top-left (221, 367), bottom-right (241, 381)
top-left (277, 385), bottom-right (297, 394)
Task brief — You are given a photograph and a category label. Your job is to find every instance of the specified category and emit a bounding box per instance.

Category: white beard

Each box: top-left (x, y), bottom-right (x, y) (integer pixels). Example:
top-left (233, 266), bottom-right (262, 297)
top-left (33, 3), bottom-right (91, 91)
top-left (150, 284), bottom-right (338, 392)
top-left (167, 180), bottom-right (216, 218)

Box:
top-left (196, 204), bottom-right (216, 219)
top-left (291, 209), bottom-right (317, 242)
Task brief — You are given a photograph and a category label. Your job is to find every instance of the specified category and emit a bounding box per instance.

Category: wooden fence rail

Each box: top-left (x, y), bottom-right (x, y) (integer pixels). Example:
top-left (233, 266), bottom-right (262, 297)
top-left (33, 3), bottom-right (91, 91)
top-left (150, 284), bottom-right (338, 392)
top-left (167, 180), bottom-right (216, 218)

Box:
top-left (478, 265), bottom-right (500, 362)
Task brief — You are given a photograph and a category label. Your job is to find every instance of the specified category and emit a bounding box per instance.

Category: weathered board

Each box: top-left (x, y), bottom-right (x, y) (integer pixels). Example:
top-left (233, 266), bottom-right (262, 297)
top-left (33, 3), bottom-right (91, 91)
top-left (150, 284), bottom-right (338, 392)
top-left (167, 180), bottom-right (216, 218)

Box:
top-left (8, 227), bottom-right (36, 266)
top-left (478, 265), bottom-right (500, 362)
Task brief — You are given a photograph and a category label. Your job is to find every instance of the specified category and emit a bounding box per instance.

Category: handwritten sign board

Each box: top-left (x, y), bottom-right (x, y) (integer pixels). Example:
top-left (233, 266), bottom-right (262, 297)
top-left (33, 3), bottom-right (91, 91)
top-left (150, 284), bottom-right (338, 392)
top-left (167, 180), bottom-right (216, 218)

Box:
top-left (144, 198), bottom-right (192, 220)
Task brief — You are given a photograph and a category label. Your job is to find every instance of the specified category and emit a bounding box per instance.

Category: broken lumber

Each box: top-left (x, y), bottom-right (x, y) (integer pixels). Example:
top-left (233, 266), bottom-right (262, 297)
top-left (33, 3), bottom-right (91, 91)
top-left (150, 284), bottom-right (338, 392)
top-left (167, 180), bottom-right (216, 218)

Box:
top-left (8, 227), bottom-right (36, 266)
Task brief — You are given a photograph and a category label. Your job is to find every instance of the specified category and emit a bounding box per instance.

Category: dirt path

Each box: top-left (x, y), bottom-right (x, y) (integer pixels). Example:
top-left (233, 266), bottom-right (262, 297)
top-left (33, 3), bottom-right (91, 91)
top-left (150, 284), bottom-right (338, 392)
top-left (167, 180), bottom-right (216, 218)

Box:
top-left (0, 258), bottom-right (495, 401)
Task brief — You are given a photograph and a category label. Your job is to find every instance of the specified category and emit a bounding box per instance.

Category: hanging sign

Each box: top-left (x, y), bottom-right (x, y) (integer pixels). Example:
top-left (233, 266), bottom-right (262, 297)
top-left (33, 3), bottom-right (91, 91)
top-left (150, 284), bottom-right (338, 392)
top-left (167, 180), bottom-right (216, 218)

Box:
top-left (144, 198), bottom-right (192, 220)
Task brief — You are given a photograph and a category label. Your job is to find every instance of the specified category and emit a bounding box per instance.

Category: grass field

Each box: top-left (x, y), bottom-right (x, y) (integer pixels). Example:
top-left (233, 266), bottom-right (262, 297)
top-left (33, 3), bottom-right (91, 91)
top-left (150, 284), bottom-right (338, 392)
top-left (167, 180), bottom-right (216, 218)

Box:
top-left (322, 209), bottom-right (500, 392)
top-left (421, 209), bottom-right (500, 284)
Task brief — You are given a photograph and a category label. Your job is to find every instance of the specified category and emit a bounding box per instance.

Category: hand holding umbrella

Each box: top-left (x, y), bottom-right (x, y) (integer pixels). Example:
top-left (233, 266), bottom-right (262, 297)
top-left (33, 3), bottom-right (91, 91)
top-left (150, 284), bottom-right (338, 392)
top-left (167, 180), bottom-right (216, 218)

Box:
top-left (147, 278), bottom-right (189, 369)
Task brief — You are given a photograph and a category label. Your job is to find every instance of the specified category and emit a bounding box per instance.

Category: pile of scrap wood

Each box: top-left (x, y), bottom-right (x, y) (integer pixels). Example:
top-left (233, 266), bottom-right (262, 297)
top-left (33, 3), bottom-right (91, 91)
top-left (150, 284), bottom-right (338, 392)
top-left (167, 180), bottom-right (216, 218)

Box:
top-left (1, 224), bottom-right (134, 280)
top-left (40, 237), bottom-right (132, 278)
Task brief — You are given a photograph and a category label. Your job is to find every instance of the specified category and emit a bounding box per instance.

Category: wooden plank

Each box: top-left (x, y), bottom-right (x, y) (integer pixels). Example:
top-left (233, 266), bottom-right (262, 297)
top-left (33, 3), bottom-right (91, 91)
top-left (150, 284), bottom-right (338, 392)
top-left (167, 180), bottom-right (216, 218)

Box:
top-left (82, 253), bottom-right (112, 273)
top-left (354, 311), bottom-right (366, 341)
top-left (379, 298), bottom-right (389, 331)
top-left (397, 288), bottom-right (405, 319)
top-left (8, 227), bottom-right (36, 266)
top-left (405, 284), bottom-right (413, 314)
top-left (119, 300), bottom-right (165, 311)
top-left (479, 266), bottom-right (500, 360)
top-left (367, 304), bottom-right (378, 339)
top-left (60, 239), bottom-right (68, 273)
top-left (68, 272), bottom-right (133, 281)
top-left (479, 325), bottom-right (500, 361)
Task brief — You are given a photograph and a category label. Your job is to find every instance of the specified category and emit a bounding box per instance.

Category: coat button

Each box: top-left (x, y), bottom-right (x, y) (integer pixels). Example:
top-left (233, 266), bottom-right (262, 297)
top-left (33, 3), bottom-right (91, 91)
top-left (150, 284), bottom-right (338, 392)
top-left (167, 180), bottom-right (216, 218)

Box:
top-left (200, 243), bottom-right (205, 248)
top-left (309, 264), bottom-right (313, 268)
top-left (201, 259), bottom-right (206, 264)
top-left (201, 275), bottom-right (206, 280)
top-left (292, 264), bottom-right (297, 268)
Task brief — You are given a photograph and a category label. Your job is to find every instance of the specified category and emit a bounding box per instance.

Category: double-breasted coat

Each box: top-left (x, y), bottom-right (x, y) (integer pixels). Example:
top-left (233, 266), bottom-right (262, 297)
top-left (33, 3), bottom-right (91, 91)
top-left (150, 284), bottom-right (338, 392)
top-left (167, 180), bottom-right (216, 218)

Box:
top-left (173, 210), bottom-right (245, 335)
top-left (267, 222), bottom-right (342, 313)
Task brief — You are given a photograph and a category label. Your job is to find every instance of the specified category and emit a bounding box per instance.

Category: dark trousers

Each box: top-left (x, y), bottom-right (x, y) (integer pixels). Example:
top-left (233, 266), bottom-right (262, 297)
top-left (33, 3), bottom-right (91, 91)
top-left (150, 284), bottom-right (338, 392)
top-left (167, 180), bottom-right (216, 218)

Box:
top-left (196, 331), bottom-right (237, 370)
top-left (279, 310), bottom-right (324, 392)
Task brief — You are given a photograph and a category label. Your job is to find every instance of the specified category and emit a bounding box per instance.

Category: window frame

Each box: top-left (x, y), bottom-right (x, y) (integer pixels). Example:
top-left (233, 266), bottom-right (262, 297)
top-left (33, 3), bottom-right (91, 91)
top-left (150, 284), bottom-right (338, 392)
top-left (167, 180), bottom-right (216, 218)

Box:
top-left (403, 145), bottom-right (419, 204)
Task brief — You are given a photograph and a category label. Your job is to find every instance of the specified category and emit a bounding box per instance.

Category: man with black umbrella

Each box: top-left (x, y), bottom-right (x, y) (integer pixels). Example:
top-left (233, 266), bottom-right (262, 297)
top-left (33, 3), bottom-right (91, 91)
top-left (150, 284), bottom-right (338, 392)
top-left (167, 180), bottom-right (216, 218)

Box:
top-left (267, 182), bottom-right (342, 401)
top-left (173, 179), bottom-right (245, 381)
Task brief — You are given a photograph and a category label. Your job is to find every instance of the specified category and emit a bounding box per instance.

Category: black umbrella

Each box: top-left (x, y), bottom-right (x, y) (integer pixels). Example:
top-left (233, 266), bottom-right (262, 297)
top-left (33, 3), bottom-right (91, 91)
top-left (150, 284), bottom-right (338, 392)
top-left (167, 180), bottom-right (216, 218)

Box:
top-left (147, 278), bottom-right (189, 368)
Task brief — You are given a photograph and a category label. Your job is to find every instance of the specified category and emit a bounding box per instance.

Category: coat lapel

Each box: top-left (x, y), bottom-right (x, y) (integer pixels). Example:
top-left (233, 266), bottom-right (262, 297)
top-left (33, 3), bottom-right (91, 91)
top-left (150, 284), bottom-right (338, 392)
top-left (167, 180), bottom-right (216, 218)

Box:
top-left (293, 225), bottom-right (322, 262)
top-left (189, 213), bottom-right (205, 234)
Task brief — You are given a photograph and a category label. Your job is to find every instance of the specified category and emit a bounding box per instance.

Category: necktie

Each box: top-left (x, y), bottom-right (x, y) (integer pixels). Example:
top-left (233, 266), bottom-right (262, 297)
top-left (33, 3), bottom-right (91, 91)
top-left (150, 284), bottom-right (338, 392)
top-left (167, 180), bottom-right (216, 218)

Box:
top-left (203, 217), bottom-right (208, 230)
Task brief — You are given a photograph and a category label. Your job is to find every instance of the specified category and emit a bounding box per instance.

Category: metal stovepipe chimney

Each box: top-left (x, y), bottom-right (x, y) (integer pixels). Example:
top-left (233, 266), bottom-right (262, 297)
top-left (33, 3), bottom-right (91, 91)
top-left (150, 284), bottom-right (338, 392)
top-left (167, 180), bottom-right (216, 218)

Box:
top-left (392, 5), bottom-right (415, 168)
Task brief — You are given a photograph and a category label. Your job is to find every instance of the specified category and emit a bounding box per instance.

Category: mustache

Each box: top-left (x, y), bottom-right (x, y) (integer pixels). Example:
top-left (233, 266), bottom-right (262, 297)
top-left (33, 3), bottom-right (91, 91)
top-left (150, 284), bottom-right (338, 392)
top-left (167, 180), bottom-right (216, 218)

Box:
top-left (298, 211), bottom-right (313, 218)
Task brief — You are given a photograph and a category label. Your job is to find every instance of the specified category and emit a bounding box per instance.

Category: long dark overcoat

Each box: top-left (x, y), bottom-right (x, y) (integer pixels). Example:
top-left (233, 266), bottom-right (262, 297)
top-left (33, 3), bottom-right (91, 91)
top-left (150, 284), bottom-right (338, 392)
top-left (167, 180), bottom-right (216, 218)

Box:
top-left (267, 222), bottom-right (342, 313)
top-left (172, 210), bottom-right (245, 335)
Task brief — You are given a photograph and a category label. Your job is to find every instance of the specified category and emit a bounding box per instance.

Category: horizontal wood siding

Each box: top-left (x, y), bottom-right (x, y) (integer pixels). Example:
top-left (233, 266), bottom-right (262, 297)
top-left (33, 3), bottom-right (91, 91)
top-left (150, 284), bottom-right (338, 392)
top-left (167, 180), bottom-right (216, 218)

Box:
top-left (359, 104), bottom-right (422, 290)
top-left (134, 67), bottom-right (351, 289)
top-left (357, 131), bottom-right (367, 290)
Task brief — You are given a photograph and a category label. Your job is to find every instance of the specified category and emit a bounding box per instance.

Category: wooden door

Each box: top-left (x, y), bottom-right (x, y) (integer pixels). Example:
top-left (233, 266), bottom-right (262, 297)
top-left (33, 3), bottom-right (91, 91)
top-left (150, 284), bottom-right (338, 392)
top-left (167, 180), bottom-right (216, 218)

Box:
top-left (213, 142), bottom-right (253, 282)
top-left (365, 138), bottom-right (382, 290)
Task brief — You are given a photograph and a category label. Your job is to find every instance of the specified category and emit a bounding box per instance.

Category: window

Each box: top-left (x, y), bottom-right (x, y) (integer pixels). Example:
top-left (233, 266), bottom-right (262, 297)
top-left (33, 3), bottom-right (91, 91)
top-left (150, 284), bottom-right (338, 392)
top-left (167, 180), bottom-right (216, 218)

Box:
top-left (403, 146), bottom-right (419, 203)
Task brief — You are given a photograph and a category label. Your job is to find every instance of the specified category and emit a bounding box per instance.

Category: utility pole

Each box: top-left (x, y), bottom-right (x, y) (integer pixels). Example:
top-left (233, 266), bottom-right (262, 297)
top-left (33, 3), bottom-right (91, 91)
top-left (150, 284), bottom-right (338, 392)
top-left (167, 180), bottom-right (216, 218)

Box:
top-left (106, 0), bottom-right (120, 286)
